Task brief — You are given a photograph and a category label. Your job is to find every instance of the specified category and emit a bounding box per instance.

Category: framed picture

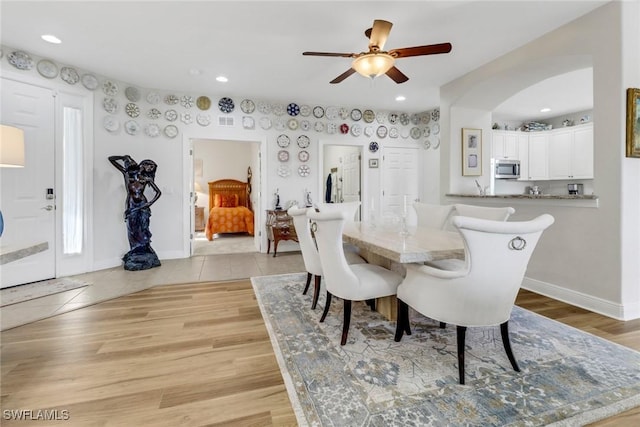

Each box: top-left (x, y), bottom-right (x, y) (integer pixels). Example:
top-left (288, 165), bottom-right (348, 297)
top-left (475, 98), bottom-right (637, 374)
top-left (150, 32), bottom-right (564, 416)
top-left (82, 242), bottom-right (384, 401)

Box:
top-left (369, 158), bottom-right (379, 168)
top-left (626, 88), bottom-right (640, 158)
top-left (461, 128), bottom-right (482, 176)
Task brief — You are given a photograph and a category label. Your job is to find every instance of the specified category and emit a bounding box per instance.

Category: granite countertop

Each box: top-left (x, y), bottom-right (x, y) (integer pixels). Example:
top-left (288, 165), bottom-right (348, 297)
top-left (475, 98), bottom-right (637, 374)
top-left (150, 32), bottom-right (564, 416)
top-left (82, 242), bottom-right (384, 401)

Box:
top-left (446, 193), bottom-right (598, 200)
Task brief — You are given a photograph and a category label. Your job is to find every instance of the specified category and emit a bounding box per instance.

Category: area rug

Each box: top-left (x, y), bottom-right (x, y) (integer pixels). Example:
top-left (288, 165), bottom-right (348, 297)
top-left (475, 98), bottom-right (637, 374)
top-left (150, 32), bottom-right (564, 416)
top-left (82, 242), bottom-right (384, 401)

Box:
top-left (1, 277), bottom-right (89, 307)
top-left (251, 272), bottom-right (640, 426)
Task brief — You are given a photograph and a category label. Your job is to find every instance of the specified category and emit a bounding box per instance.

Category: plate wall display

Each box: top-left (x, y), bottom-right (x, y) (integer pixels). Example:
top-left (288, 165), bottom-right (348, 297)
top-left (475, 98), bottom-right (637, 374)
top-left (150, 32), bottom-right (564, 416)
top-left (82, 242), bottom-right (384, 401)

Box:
top-left (326, 122), bottom-right (337, 134)
top-left (298, 165), bottom-right (310, 177)
top-left (36, 59), bottom-right (58, 79)
top-left (164, 109), bottom-right (177, 121)
top-left (277, 164), bottom-right (291, 178)
top-left (148, 108), bottom-right (162, 119)
top-left (433, 137), bottom-right (440, 149)
top-left (389, 127), bottom-right (399, 138)
top-left (196, 96), bottom-right (211, 110)
top-left (277, 134), bottom-right (290, 148)
top-left (410, 126), bottom-right (422, 139)
top-left (364, 126), bottom-right (374, 137)
top-left (411, 114), bottom-right (421, 125)
top-left (259, 117), bottom-right (272, 130)
top-left (300, 120), bottom-right (310, 131)
top-left (240, 99), bottom-right (255, 114)
top-left (124, 120), bottom-right (140, 135)
top-left (218, 97), bottom-right (234, 113)
top-left (196, 114), bottom-right (211, 126)
top-left (314, 121), bottom-right (324, 132)
top-left (287, 118), bottom-right (299, 130)
top-left (286, 103), bottom-right (300, 116)
top-left (399, 113), bottom-right (410, 126)
top-left (125, 86), bottom-right (141, 102)
top-left (181, 112), bottom-right (194, 124)
top-left (144, 123), bottom-right (161, 138)
top-left (350, 123), bottom-right (362, 137)
top-left (325, 106), bottom-right (339, 120)
top-left (125, 103), bottom-right (140, 118)
top-left (103, 115), bottom-right (120, 133)
top-left (272, 104), bottom-right (285, 116)
top-left (278, 150), bottom-right (290, 162)
top-left (362, 109), bottom-right (375, 123)
top-left (146, 91), bottom-right (161, 104)
top-left (338, 107), bottom-right (349, 120)
top-left (274, 119), bottom-right (286, 131)
top-left (299, 105), bottom-right (311, 117)
top-left (180, 95), bottom-right (194, 109)
top-left (312, 105), bottom-right (325, 119)
top-left (401, 128), bottom-right (410, 139)
top-left (242, 116), bottom-right (255, 129)
top-left (339, 123), bottom-right (349, 134)
top-left (431, 109), bottom-right (440, 122)
top-left (257, 100), bottom-right (271, 114)
top-left (81, 74), bottom-right (99, 91)
top-left (298, 150), bottom-right (310, 162)
top-left (102, 80), bottom-right (118, 96)
top-left (60, 67), bottom-right (80, 85)
top-left (165, 94), bottom-right (180, 105)
top-left (297, 135), bottom-right (310, 148)
top-left (164, 125), bottom-right (179, 139)
top-left (388, 112), bottom-right (399, 125)
top-left (102, 97), bottom-right (118, 114)
top-left (423, 139), bottom-right (431, 150)
top-left (376, 125), bottom-right (388, 138)
top-left (423, 127), bottom-right (431, 138)
top-left (350, 108), bottom-right (362, 121)
top-left (432, 123), bottom-right (440, 135)
top-left (8, 50), bottom-right (34, 70)
top-left (369, 141), bottom-right (379, 153)
top-left (376, 111), bottom-right (387, 124)
top-left (421, 113), bottom-right (431, 125)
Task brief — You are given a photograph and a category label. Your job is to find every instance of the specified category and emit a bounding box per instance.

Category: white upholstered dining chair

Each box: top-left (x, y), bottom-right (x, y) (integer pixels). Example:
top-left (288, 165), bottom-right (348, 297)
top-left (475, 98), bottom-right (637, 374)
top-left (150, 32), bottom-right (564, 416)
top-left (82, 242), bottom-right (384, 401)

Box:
top-left (395, 214), bottom-right (554, 384)
top-left (413, 202), bottom-right (454, 229)
top-left (307, 209), bottom-right (403, 345)
top-left (453, 203), bottom-right (515, 221)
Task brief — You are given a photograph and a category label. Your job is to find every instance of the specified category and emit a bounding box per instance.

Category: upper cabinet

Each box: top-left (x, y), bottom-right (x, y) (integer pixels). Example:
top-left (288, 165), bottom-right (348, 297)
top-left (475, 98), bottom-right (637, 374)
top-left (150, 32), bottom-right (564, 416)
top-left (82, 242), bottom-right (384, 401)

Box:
top-left (492, 131), bottom-right (519, 159)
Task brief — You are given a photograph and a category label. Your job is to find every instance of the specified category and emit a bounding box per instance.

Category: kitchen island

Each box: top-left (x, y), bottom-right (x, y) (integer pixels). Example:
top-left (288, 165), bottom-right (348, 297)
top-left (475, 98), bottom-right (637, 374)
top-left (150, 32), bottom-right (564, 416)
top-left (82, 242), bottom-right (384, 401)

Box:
top-left (445, 193), bottom-right (599, 208)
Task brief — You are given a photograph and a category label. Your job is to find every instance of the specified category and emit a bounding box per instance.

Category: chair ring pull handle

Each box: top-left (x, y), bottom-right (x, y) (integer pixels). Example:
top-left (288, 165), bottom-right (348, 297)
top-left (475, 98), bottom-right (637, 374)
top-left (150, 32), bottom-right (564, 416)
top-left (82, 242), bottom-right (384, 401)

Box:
top-left (509, 236), bottom-right (526, 251)
top-left (310, 222), bottom-right (318, 233)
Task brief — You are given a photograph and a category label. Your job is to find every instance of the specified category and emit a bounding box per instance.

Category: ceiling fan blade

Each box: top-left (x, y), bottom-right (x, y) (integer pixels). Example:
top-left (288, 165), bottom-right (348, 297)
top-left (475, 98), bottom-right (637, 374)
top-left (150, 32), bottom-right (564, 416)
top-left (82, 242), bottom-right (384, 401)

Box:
top-left (368, 19), bottom-right (393, 51)
top-left (330, 68), bottom-right (356, 84)
top-left (389, 42), bottom-right (452, 58)
top-left (303, 51), bottom-right (356, 58)
top-left (386, 66), bottom-right (409, 84)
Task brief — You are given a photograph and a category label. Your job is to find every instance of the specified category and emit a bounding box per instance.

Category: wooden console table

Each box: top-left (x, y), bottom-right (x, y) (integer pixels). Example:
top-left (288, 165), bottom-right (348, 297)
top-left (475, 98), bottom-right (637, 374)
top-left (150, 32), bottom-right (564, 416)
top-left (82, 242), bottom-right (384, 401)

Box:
top-left (194, 206), bottom-right (205, 232)
top-left (266, 210), bottom-right (298, 257)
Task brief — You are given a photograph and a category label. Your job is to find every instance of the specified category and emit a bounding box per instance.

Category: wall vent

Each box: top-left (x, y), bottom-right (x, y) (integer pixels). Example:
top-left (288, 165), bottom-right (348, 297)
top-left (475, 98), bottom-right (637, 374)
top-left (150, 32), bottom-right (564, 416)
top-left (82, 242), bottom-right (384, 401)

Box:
top-left (218, 116), bottom-right (234, 126)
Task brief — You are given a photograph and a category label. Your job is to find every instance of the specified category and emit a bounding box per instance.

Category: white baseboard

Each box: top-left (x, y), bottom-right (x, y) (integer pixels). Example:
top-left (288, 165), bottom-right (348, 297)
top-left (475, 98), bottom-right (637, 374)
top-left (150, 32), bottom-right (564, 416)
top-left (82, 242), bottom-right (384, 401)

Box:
top-left (522, 277), bottom-right (638, 320)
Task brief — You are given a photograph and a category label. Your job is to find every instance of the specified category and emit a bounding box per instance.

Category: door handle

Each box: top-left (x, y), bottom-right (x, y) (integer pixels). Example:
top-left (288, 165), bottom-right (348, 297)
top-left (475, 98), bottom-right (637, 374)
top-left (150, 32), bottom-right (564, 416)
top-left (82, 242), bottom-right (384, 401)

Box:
top-left (41, 205), bottom-right (54, 211)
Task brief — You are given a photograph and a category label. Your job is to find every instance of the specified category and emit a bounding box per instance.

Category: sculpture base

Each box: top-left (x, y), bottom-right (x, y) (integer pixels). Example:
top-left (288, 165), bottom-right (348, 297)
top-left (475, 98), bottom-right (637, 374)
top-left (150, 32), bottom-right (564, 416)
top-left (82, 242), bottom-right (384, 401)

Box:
top-left (122, 245), bottom-right (161, 271)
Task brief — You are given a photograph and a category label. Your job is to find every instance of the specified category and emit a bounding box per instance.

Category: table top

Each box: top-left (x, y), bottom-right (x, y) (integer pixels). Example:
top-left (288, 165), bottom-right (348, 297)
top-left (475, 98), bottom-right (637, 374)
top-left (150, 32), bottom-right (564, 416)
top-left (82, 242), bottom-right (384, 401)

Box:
top-left (342, 222), bottom-right (464, 263)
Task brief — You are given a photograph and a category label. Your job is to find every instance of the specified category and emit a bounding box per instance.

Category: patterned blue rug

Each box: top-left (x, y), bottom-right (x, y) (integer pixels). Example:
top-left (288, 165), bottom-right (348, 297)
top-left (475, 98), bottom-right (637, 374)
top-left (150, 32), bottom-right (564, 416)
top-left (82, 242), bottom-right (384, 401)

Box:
top-left (251, 273), bottom-right (640, 426)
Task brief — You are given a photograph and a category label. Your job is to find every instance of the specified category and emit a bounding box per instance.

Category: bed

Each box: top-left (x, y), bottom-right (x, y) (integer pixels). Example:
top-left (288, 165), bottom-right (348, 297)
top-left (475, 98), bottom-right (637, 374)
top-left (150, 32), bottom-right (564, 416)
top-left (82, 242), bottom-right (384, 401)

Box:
top-left (205, 179), bottom-right (255, 240)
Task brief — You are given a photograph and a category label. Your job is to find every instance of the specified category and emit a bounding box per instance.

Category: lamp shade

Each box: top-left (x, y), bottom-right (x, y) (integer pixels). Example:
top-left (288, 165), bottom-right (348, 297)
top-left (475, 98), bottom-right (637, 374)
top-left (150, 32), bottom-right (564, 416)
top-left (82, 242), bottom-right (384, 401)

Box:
top-left (194, 181), bottom-right (203, 192)
top-left (0, 125), bottom-right (25, 167)
top-left (352, 53), bottom-right (395, 79)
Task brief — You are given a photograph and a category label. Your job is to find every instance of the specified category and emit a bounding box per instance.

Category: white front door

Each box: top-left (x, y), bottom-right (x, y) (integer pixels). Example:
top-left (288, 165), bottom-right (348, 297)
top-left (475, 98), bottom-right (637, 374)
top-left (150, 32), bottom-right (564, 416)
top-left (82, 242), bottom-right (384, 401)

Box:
top-left (1, 78), bottom-right (56, 288)
top-left (382, 147), bottom-right (419, 226)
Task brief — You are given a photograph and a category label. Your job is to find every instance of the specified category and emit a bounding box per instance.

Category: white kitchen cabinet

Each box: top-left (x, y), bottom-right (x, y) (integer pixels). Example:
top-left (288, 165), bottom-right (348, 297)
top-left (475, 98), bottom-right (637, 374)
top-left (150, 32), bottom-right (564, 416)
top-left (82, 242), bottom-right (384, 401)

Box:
top-left (571, 124), bottom-right (594, 178)
top-left (548, 123), bottom-right (593, 179)
top-left (527, 133), bottom-right (549, 180)
top-left (517, 133), bottom-right (529, 181)
top-left (492, 131), bottom-right (519, 159)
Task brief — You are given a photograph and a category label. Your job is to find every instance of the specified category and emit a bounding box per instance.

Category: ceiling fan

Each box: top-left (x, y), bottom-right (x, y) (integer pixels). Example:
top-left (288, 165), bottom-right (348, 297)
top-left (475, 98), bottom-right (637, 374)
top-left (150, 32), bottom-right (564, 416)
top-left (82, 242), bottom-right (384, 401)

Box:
top-left (303, 19), bottom-right (452, 84)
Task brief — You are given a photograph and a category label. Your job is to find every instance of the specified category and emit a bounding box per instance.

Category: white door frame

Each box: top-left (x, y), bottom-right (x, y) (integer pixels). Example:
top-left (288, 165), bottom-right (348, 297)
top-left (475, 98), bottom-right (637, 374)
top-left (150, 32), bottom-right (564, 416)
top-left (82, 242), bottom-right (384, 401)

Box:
top-left (318, 138), bottom-right (365, 212)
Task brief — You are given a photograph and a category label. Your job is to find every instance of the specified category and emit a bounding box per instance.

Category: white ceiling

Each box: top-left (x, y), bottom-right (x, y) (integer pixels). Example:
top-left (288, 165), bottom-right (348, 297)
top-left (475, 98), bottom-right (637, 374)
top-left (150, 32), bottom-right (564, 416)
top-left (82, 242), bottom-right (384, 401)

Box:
top-left (1, 1), bottom-right (605, 116)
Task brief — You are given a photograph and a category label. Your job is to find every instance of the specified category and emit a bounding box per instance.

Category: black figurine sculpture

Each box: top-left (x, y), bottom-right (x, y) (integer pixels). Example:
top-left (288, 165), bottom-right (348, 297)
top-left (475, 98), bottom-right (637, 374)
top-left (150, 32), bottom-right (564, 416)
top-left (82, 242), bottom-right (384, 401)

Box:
top-left (109, 155), bottom-right (162, 271)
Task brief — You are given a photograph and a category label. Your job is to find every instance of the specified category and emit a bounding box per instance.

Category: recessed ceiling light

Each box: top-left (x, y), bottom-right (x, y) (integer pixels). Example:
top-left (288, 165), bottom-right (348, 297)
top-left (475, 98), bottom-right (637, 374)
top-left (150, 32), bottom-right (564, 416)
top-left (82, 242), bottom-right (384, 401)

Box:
top-left (540, 107), bottom-right (551, 113)
top-left (189, 68), bottom-right (202, 76)
top-left (41, 34), bottom-right (61, 44)
top-left (216, 76), bottom-right (228, 83)
top-left (395, 95), bottom-right (406, 102)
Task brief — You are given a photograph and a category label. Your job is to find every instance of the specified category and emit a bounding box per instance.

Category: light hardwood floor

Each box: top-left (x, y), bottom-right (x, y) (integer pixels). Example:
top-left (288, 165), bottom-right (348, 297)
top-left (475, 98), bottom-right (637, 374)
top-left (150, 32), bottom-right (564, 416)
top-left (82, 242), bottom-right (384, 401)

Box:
top-left (1, 276), bottom-right (639, 425)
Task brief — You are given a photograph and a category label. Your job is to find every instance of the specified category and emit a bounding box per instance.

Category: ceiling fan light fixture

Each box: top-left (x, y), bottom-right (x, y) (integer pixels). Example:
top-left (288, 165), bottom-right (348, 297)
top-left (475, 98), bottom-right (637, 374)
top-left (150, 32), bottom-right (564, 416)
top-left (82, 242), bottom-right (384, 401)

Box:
top-left (352, 52), bottom-right (395, 79)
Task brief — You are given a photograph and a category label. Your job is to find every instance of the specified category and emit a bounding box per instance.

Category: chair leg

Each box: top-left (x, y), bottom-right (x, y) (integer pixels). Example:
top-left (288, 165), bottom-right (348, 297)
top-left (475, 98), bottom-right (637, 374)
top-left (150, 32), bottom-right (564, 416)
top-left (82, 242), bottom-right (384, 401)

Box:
top-left (340, 299), bottom-right (352, 346)
top-left (500, 321), bottom-right (520, 372)
top-left (320, 291), bottom-right (332, 322)
top-left (456, 326), bottom-right (467, 385)
top-left (365, 298), bottom-right (376, 311)
top-left (311, 275), bottom-right (321, 309)
top-left (302, 272), bottom-right (312, 295)
top-left (394, 299), bottom-right (411, 342)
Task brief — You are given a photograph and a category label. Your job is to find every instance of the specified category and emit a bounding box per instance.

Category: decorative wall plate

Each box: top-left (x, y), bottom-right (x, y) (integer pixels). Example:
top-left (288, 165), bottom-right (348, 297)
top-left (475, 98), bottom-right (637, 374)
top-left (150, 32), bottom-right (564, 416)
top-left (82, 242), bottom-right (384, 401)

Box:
top-left (339, 123), bottom-right (349, 134)
top-left (423, 139), bottom-right (431, 150)
top-left (338, 107), bottom-right (349, 120)
top-left (218, 97), bottom-right (234, 113)
top-left (411, 114), bottom-right (421, 125)
top-left (102, 80), bottom-right (118, 96)
top-left (314, 121), bottom-right (324, 132)
top-left (165, 94), bottom-right (180, 105)
top-left (376, 125), bottom-right (388, 138)
top-left (257, 100), bottom-right (271, 114)
top-left (326, 123), bottom-right (337, 134)
top-left (431, 109), bottom-right (440, 122)
top-left (36, 59), bottom-right (58, 79)
top-left (164, 125), bottom-right (179, 138)
top-left (351, 123), bottom-right (362, 136)
top-left (312, 105), bottom-right (325, 119)
top-left (148, 108), bottom-right (162, 119)
top-left (81, 74), bottom-right (99, 91)
top-left (298, 150), bottom-right (310, 162)
top-left (432, 123), bottom-right (440, 135)
top-left (242, 116), bottom-right (255, 129)
top-left (410, 127), bottom-right (422, 139)
top-left (277, 164), bottom-right (291, 177)
top-left (278, 150), bottom-right (290, 162)
top-left (277, 134), bottom-right (290, 148)
top-left (421, 113), bottom-right (431, 124)
top-left (423, 127), bottom-right (431, 138)
top-left (376, 112), bottom-right (387, 124)
top-left (259, 117), bottom-right (272, 130)
top-left (60, 67), bottom-right (79, 85)
top-left (399, 113), bottom-right (410, 126)
top-left (274, 119), bottom-right (286, 131)
top-left (298, 165), bottom-right (310, 177)
top-left (401, 128), bottom-right (410, 139)
top-left (196, 96), bottom-right (211, 110)
top-left (350, 109), bottom-right (362, 122)
top-left (287, 103), bottom-right (300, 116)
top-left (124, 120), bottom-right (140, 135)
top-left (145, 123), bottom-right (161, 138)
top-left (240, 99), bottom-right (255, 114)
top-left (433, 137), bottom-right (441, 149)
top-left (125, 86), bottom-right (141, 102)
top-left (364, 126), bottom-right (374, 137)
top-left (369, 141), bottom-right (379, 153)
top-left (325, 106), bottom-right (339, 120)
top-left (299, 105), bottom-right (311, 117)
top-left (180, 95), bottom-right (194, 109)
top-left (196, 114), bottom-right (211, 126)
top-left (103, 115), bottom-right (119, 133)
top-left (8, 50), bottom-right (34, 70)
top-left (300, 120), bottom-right (310, 131)
top-left (164, 109), bottom-right (177, 121)
top-left (388, 112), bottom-right (399, 125)
top-left (125, 103), bottom-right (140, 118)
top-left (102, 97), bottom-right (118, 114)
top-left (272, 104), bottom-right (285, 116)
top-left (297, 135), bottom-right (310, 148)
top-left (389, 127), bottom-right (399, 138)
top-left (288, 118), bottom-right (299, 130)
top-left (146, 91), bottom-right (161, 104)
top-left (181, 112), bottom-right (194, 124)
top-left (363, 109), bottom-right (375, 123)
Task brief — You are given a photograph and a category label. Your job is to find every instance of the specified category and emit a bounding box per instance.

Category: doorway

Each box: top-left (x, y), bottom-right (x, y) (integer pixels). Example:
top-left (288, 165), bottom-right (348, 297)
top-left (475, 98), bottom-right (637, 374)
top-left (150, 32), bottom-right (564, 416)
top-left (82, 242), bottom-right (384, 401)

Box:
top-left (321, 144), bottom-right (362, 219)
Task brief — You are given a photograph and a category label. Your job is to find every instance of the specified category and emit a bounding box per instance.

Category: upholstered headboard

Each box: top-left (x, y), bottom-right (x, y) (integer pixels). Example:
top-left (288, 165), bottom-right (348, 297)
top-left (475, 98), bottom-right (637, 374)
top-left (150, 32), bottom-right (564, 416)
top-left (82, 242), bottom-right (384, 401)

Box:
top-left (208, 179), bottom-right (251, 211)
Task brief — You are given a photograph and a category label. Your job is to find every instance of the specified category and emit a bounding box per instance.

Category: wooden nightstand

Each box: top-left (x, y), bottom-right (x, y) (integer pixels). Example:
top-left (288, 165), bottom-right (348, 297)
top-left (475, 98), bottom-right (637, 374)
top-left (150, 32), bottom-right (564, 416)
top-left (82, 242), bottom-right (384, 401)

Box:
top-left (194, 206), bottom-right (205, 232)
top-left (266, 209), bottom-right (298, 257)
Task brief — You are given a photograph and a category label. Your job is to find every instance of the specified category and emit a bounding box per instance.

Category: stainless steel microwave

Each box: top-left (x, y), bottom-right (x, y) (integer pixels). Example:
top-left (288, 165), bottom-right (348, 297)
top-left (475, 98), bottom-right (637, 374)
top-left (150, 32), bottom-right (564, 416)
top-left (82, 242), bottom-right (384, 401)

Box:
top-left (494, 159), bottom-right (520, 179)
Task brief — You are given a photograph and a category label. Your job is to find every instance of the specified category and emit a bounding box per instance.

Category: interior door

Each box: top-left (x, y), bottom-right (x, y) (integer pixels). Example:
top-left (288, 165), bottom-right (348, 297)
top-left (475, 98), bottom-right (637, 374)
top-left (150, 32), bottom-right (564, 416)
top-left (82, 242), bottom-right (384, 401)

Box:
top-left (382, 147), bottom-right (419, 226)
top-left (341, 147), bottom-right (361, 219)
top-left (1, 78), bottom-right (56, 288)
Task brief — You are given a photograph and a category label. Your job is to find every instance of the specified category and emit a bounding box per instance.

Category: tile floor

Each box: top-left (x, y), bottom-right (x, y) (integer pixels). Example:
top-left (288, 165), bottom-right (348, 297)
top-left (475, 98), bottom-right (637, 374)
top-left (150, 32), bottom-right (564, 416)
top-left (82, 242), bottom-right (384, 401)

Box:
top-left (1, 251), bottom-right (306, 331)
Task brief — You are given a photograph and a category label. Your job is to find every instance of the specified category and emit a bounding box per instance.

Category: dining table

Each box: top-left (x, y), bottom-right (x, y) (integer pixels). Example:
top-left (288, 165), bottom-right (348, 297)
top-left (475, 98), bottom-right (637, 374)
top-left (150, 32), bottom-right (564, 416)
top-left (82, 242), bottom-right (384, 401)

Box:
top-left (342, 221), bottom-right (465, 320)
